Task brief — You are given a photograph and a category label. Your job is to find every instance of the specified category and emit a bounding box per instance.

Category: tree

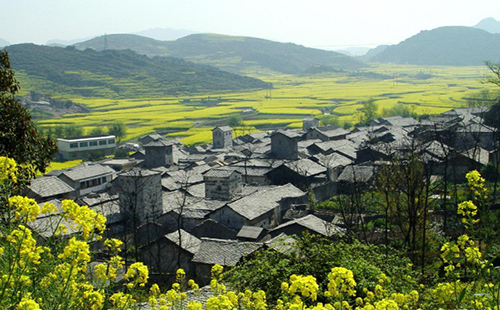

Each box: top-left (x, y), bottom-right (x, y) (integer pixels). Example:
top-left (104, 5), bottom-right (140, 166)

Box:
top-left (107, 121), bottom-right (127, 142)
top-left (0, 50), bottom-right (57, 180)
top-left (89, 126), bottom-right (105, 136)
top-left (357, 98), bottom-right (378, 125)
top-left (226, 113), bottom-right (242, 128)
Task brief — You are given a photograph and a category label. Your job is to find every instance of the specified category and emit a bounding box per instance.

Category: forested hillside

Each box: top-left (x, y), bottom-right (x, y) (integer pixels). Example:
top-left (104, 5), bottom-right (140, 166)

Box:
top-left (370, 26), bottom-right (500, 65)
top-left (5, 43), bottom-right (269, 98)
top-left (75, 33), bottom-right (367, 74)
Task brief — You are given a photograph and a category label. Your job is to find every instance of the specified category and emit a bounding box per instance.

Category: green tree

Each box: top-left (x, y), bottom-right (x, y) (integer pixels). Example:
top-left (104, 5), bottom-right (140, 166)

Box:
top-left (226, 113), bottom-right (242, 128)
top-left (89, 126), bottom-right (106, 136)
top-left (0, 50), bottom-right (57, 179)
top-left (107, 121), bottom-right (127, 142)
top-left (357, 98), bottom-right (378, 125)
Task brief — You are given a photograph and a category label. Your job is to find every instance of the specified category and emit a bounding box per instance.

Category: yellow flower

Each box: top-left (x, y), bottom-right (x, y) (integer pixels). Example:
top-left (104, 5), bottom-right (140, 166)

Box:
top-left (0, 156), bottom-right (18, 183)
top-left (125, 262), bottom-right (149, 288)
top-left (9, 196), bottom-right (40, 223)
top-left (15, 297), bottom-right (41, 310)
top-left (327, 267), bottom-right (357, 299)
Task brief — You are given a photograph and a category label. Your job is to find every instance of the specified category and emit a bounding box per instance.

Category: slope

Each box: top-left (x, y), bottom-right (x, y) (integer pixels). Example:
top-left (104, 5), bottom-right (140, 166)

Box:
top-left (371, 26), bottom-right (500, 66)
top-left (5, 44), bottom-right (269, 98)
top-left (75, 33), bottom-right (367, 74)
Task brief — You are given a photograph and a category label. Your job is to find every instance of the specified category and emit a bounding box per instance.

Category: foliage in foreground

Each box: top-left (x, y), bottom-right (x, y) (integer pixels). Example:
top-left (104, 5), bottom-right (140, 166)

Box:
top-left (1, 157), bottom-right (500, 309)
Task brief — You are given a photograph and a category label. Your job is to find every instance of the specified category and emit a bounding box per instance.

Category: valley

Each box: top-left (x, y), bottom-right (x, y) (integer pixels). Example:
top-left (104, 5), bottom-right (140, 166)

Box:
top-left (18, 63), bottom-right (495, 145)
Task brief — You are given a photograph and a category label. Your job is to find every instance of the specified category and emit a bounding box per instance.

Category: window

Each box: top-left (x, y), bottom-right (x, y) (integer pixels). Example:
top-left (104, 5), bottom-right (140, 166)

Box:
top-left (79, 142), bottom-right (88, 147)
top-left (89, 141), bottom-right (98, 146)
top-left (99, 140), bottom-right (107, 146)
top-left (108, 139), bottom-right (115, 144)
top-left (70, 143), bottom-right (78, 148)
top-left (102, 177), bottom-right (107, 183)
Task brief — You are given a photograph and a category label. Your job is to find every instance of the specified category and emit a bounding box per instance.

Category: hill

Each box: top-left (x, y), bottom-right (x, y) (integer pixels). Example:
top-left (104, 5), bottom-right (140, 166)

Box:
top-left (474, 17), bottom-right (500, 34)
top-left (370, 26), bottom-right (500, 66)
top-left (5, 44), bottom-right (269, 98)
top-left (135, 28), bottom-right (196, 41)
top-left (74, 33), bottom-right (367, 74)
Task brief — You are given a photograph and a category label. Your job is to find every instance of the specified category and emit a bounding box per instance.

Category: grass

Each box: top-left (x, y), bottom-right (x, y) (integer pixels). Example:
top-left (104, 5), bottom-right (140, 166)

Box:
top-left (45, 159), bottom-right (83, 173)
top-left (28, 63), bottom-right (498, 145)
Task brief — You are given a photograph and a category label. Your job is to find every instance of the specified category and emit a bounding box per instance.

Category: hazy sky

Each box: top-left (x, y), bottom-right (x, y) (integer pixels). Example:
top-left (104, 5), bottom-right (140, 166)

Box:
top-left (2, 0), bottom-right (500, 49)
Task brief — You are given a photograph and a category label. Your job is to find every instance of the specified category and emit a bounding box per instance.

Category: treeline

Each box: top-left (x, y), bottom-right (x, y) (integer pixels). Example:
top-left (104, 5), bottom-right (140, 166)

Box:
top-left (41, 121), bottom-right (127, 142)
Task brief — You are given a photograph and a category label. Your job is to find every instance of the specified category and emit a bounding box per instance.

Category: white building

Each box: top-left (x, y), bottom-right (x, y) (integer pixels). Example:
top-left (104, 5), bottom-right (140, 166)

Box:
top-left (57, 135), bottom-right (116, 160)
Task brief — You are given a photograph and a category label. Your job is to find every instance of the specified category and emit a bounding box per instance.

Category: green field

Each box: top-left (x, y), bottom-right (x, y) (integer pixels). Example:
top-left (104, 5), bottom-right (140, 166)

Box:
top-left (27, 64), bottom-right (497, 145)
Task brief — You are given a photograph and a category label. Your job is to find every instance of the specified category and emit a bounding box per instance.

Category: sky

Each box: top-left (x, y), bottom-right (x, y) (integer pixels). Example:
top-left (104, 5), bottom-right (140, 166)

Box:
top-left (2, 0), bottom-right (500, 49)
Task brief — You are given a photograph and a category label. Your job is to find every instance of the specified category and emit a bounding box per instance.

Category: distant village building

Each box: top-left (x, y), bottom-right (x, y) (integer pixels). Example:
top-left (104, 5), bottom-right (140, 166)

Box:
top-left (203, 167), bottom-right (242, 200)
top-left (56, 135), bottom-right (116, 160)
top-left (144, 139), bottom-right (174, 168)
top-left (56, 163), bottom-right (115, 198)
top-left (212, 126), bottom-right (233, 149)
top-left (140, 229), bottom-right (201, 276)
top-left (303, 117), bottom-right (319, 131)
top-left (270, 130), bottom-right (301, 159)
top-left (115, 168), bottom-right (163, 224)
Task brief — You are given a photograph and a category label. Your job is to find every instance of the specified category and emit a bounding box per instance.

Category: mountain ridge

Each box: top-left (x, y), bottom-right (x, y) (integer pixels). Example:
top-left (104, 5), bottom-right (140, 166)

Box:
top-left (369, 26), bottom-right (500, 66)
top-left (74, 33), bottom-right (367, 74)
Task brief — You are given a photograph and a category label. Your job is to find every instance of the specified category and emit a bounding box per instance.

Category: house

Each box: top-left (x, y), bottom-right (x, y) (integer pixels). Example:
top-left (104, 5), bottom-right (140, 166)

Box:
top-left (139, 133), bottom-right (164, 146)
top-left (212, 126), bottom-right (233, 149)
top-left (208, 184), bottom-right (306, 231)
top-left (56, 135), bottom-right (116, 161)
top-left (203, 168), bottom-right (242, 201)
top-left (57, 163), bottom-right (116, 197)
top-left (335, 165), bottom-right (375, 194)
top-left (191, 238), bottom-right (262, 284)
top-left (270, 130), bottom-right (301, 160)
top-left (140, 229), bottom-right (201, 276)
top-left (24, 176), bottom-right (74, 202)
top-left (190, 219), bottom-right (238, 240)
top-left (302, 117), bottom-right (320, 131)
top-left (236, 226), bottom-right (267, 241)
top-left (269, 214), bottom-right (344, 238)
top-left (115, 168), bottom-right (163, 224)
top-left (265, 158), bottom-right (327, 190)
top-left (144, 138), bottom-right (175, 168)
top-left (304, 127), bottom-right (349, 142)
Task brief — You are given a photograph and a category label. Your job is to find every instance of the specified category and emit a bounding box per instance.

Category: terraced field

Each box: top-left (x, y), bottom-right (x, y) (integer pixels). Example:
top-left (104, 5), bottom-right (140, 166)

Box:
top-left (26, 64), bottom-right (496, 145)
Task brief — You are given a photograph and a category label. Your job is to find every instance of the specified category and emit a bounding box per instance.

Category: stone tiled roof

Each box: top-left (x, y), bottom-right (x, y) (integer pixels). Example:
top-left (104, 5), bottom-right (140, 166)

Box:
top-left (270, 130), bottom-right (302, 139)
top-left (164, 229), bottom-right (201, 255)
top-left (226, 184), bottom-right (305, 220)
top-left (314, 153), bottom-right (353, 168)
top-left (270, 214), bottom-right (344, 237)
top-left (316, 127), bottom-right (350, 138)
top-left (27, 176), bottom-right (74, 198)
top-left (143, 139), bottom-right (174, 147)
top-left (283, 158), bottom-right (327, 176)
top-left (237, 226), bottom-right (265, 240)
top-left (191, 238), bottom-right (262, 266)
top-left (203, 167), bottom-right (240, 178)
top-left (184, 183), bottom-right (205, 198)
top-left (161, 177), bottom-right (181, 191)
top-left (61, 163), bottom-right (115, 181)
top-left (213, 126), bottom-right (233, 132)
top-left (336, 165), bottom-right (374, 183)
top-left (264, 233), bottom-right (297, 254)
top-left (77, 192), bottom-right (118, 207)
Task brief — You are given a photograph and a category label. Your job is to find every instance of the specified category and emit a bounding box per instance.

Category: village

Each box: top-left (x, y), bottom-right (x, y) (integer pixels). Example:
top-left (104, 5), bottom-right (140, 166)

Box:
top-left (24, 106), bottom-right (497, 285)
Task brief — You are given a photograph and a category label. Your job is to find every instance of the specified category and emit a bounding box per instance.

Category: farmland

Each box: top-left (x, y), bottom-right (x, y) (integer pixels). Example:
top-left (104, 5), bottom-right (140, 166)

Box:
top-left (23, 63), bottom-right (496, 145)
